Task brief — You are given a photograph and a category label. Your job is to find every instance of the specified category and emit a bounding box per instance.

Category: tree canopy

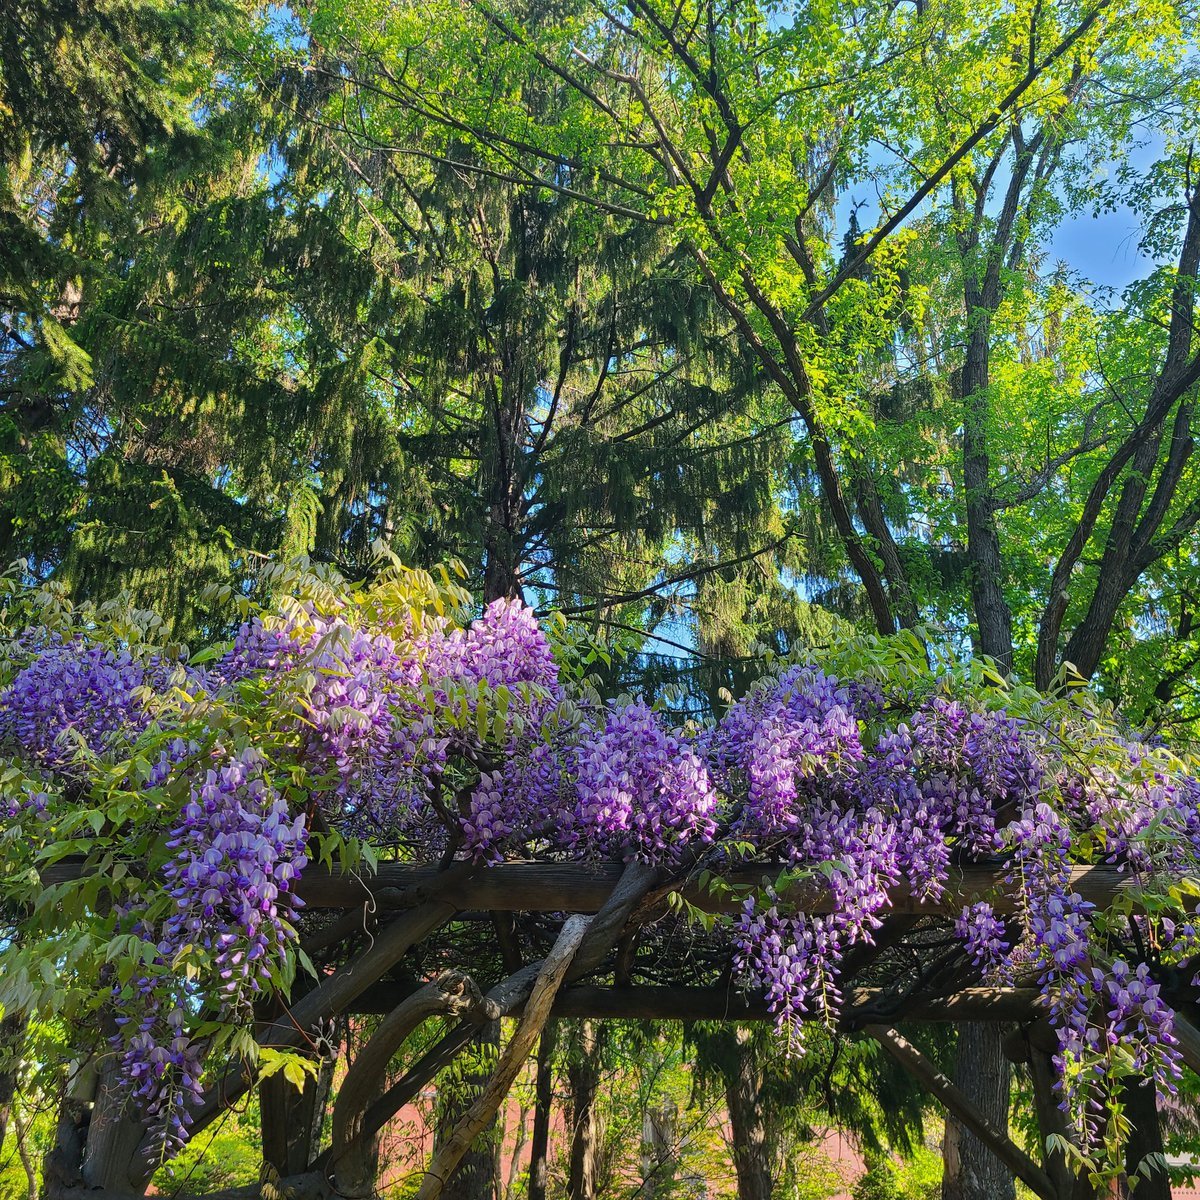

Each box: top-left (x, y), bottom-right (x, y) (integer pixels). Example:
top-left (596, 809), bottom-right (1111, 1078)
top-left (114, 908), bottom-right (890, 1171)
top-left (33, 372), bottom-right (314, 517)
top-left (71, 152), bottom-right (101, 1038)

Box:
top-left (3, 0), bottom-right (1200, 1198)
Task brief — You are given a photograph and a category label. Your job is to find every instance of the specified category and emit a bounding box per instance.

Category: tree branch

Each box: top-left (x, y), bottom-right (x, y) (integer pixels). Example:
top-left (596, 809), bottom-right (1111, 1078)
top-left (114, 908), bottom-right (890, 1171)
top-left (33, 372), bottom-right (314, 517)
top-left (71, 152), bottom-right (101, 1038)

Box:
top-left (330, 972), bottom-right (484, 1196)
top-left (804, 0), bottom-right (1112, 319)
top-left (414, 916), bottom-right (591, 1200)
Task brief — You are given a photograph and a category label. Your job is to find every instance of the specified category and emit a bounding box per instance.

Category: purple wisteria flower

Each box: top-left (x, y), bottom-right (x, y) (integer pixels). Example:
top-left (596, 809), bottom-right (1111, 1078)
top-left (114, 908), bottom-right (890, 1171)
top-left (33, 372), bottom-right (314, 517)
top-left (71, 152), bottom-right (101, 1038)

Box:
top-left (957, 902), bottom-right (1011, 980)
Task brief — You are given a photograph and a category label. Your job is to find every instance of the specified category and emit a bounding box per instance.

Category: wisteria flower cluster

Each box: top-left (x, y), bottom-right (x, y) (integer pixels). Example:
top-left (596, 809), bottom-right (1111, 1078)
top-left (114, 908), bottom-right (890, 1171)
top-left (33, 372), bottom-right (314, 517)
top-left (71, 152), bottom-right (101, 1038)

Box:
top-left (161, 747), bottom-right (309, 1005)
top-left (112, 983), bottom-right (206, 1160)
top-left (0, 637), bottom-right (199, 767)
top-left (570, 699), bottom-right (718, 862)
top-left (109, 747), bottom-right (310, 1156)
top-left (956, 901), bottom-right (1011, 980)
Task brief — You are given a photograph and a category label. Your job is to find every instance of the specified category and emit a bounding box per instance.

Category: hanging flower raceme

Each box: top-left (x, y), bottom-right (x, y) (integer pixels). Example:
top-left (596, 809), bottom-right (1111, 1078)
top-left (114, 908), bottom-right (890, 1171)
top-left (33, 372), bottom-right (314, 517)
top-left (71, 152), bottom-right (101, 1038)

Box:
top-left (161, 746), bottom-right (309, 1007)
top-left (707, 666), bottom-right (866, 842)
top-left (734, 894), bottom-right (845, 1052)
top-left (956, 902), bottom-right (1012, 980)
top-left (463, 739), bottom-right (574, 862)
top-left (112, 975), bottom-right (207, 1160)
top-left (0, 636), bottom-right (203, 768)
top-left (108, 747), bottom-right (310, 1157)
top-left (427, 597), bottom-right (561, 696)
top-left (571, 699), bottom-right (718, 863)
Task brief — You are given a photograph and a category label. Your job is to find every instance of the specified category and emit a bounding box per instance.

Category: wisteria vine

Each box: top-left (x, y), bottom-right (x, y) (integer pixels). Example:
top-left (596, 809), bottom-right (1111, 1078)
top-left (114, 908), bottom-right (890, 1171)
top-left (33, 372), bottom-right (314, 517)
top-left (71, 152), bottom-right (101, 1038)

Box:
top-left (1, 567), bottom-right (1198, 1173)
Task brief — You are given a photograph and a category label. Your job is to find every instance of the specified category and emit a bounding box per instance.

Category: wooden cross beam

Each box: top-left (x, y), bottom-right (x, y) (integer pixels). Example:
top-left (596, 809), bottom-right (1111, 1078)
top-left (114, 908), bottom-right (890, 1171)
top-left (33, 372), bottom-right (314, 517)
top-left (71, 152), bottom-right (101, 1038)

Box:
top-left (348, 982), bottom-right (1045, 1023)
top-left (40, 860), bottom-right (1151, 917)
top-left (287, 861), bottom-right (1152, 915)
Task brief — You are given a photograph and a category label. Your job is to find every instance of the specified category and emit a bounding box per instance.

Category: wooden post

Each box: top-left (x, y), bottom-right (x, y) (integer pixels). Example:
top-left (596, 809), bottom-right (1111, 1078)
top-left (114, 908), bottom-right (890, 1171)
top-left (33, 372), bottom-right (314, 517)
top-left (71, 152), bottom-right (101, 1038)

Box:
top-left (1122, 1079), bottom-right (1170, 1200)
top-left (330, 973), bottom-right (484, 1197)
top-left (566, 1021), bottom-right (605, 1200)
top-left (1172, 1008), bottom-right (1200, 1075)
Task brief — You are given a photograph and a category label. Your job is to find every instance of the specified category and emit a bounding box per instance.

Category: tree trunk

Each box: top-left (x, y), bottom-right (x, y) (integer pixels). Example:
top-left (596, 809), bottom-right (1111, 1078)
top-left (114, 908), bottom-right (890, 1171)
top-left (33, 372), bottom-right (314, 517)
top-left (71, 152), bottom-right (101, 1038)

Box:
top-left (483, 516), bottom-right (521, 605)
top-left (261, 995), bottom-right (337, 1178)
top-left (527, 1023), bottom-right (557, 1200)
top-left (941, 1024), bottom-right (1015, 1200)
top-left (1027, 1034), bottom-right (1094, 1200)
top-left (502, 1094), bottom-right (531, 1200)
top-left (954, 321), bottom-right (1017, 1197)
top-left (261, 986), bottom-right (335, 1178)
top-left (723, 1029), bottom-right (773, 1200)
top-left (262, 1062), bottom-right (326, 1177)
top-left (641, 1096), bottom-right (678, 1200)
top-left (43, 1062), bottom-right (94, 1198)
top-left (0, 1011), bottom-right (24, 1158)
top-left (437, 1020), bottom-right (501, 1200)
top-left (480, 305), bottom-right (527, 608)
top-left (955, 268), bottom-right (1017, 1200)
top-left (961, 300), bottom-right (1013, 672)
top-left (81, 1039), bottom-right (149, 1194)
top-left (566, 1022), bottom-right (605, 1200)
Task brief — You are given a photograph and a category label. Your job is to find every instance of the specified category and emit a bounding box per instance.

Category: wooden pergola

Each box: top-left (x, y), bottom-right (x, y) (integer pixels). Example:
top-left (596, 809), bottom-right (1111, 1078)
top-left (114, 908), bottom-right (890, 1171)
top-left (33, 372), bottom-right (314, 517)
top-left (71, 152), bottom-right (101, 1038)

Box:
top-left (44, 858), bottom-right (1200, 1200)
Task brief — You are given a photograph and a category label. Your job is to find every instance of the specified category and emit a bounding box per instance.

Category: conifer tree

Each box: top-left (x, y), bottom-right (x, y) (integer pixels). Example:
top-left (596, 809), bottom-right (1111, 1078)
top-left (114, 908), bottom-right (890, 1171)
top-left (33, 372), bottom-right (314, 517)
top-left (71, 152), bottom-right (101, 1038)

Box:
top-left (265, 2), bottom-right (798, 624)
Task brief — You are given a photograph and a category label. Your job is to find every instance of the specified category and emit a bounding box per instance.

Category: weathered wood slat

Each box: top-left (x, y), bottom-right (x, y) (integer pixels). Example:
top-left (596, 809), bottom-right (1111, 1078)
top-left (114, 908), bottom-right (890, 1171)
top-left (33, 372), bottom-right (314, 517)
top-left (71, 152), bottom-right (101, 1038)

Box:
top-left (287, 861), bottom-right (1151, 915)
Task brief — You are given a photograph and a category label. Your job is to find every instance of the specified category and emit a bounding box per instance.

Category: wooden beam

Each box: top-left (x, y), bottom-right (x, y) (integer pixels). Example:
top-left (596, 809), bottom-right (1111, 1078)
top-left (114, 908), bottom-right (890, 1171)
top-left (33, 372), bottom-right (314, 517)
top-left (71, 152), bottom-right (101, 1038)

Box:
top-left (314, 862), bottom-right (665, 1176)
top-left (41, 859), bottom-right (1158, 917)
top-left (303, 862), bottom-right (1153, 916)
top-left (866, 1025), bottom-right (1058, 1200)
top-left (348, 983), bottom-right (1044, 1023)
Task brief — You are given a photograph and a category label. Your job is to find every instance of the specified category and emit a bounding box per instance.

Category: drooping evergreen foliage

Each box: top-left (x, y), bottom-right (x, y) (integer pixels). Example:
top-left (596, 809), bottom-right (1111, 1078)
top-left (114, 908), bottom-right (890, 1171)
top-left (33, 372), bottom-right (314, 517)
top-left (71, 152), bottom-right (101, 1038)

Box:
top-left (1, 0), bottom-right (247, 602)
top-left (2, 0), bottom-right (804, 649)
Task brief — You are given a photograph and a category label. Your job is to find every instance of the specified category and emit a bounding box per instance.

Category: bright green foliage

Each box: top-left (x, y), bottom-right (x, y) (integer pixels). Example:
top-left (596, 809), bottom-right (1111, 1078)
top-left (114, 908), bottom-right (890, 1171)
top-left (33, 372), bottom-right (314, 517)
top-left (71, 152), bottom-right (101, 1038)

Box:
top-left (7, 0), bottom-right (1199, 730)
top-left (332, 0), bottom-right (1200, 727)
top-left (0, 0), bottom-right (236, 386)
top-left (147, 1100), bottom-right (263, 1195)
top-left (0, 1018), bottom-right (61, 1200)
top-left (2, 0), bottom-right (808, 651)
top-left (853, 1144), bottom-right (943, 1200)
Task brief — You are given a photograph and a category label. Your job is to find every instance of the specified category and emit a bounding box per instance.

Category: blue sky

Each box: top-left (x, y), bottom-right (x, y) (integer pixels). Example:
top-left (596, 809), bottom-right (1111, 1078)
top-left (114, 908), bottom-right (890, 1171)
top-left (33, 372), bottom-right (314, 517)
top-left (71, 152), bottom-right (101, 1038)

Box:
top-left (834, 132), bottom-right (1168, 299)
top-left (1048, 201), bottom-right (1152, 292)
